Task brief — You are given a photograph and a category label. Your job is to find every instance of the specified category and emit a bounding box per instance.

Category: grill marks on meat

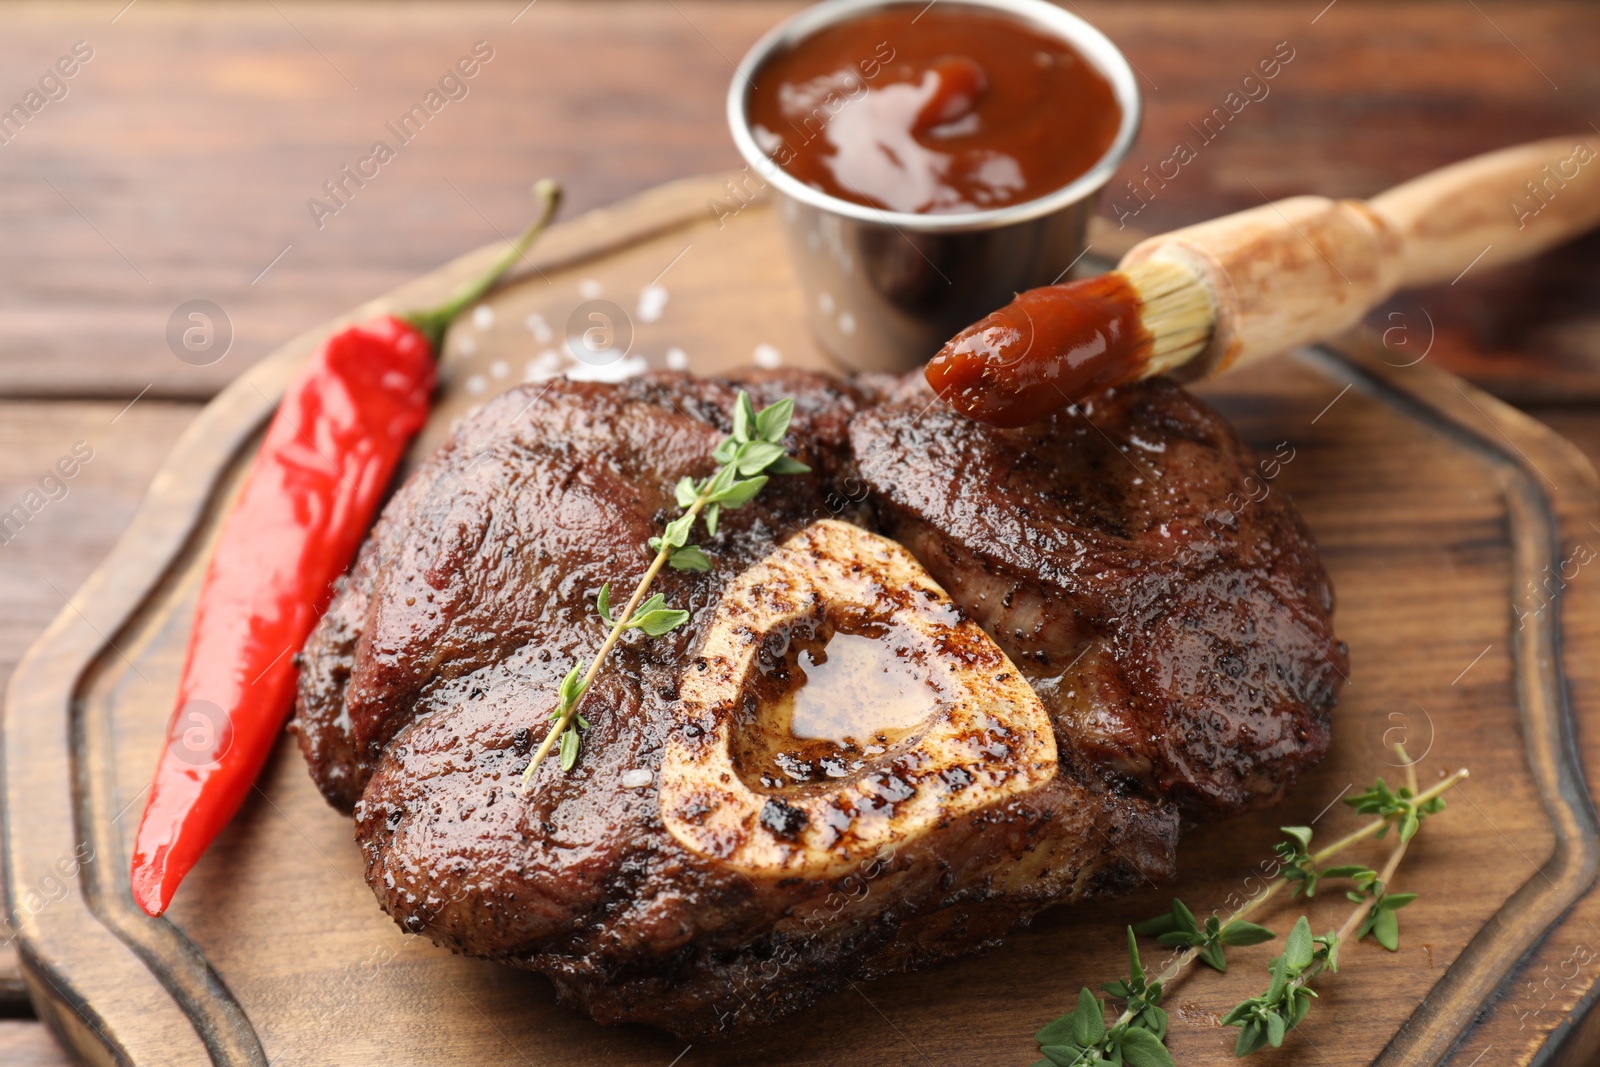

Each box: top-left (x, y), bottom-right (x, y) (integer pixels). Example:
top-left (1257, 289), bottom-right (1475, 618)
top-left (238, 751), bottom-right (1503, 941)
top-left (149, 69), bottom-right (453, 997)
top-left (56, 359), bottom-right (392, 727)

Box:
top-left (851, 375), bottom-right (1346, 817)
top-left (295, 373), bottom-right (863, 811)
top-left (291, 369), bottom-right (1343, 1036)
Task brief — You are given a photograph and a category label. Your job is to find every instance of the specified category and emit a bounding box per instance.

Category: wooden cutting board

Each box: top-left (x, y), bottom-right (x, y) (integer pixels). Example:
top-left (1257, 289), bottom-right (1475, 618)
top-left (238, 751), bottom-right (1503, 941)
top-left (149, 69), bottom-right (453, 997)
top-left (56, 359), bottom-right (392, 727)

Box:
top-left (8, 173), bottom-right (1600, 1067)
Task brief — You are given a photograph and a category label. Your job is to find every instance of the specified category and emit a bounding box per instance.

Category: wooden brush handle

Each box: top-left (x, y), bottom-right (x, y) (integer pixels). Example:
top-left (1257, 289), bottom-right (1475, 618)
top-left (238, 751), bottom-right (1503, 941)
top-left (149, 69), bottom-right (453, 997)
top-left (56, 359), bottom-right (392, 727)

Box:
top-left (1120, 136), bottom-right (1600, 379)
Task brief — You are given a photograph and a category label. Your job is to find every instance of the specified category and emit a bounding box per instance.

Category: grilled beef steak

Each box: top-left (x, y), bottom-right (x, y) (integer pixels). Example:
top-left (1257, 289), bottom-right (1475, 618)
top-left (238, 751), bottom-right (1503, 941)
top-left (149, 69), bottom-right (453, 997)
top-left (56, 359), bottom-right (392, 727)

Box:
top-left (851, 374), bottom-right (1346, 819)
top-left (292, 369), bottom-right (1345, 1037)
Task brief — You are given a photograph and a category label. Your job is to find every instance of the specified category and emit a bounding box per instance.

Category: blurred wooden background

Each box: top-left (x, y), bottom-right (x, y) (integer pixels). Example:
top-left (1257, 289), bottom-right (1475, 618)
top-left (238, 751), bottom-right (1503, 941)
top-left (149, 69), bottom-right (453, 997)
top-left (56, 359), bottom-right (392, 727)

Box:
top-left (0, 1), bottom-right (1595, 1061)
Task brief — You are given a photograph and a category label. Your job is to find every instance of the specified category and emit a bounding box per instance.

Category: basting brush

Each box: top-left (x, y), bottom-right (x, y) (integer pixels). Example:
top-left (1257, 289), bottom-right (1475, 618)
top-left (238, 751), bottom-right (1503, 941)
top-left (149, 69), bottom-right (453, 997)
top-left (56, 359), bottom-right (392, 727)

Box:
top-left (927, 136), bottom-right (1600, 427)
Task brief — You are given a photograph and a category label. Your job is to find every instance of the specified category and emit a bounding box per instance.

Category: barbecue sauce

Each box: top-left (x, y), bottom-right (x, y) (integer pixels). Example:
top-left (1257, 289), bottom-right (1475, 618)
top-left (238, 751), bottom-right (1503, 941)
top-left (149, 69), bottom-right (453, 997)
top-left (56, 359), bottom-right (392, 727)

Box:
top-left (924, 273), bottom-right (1153, 427)
top-left (745, 5), bottom-right (1121, 214)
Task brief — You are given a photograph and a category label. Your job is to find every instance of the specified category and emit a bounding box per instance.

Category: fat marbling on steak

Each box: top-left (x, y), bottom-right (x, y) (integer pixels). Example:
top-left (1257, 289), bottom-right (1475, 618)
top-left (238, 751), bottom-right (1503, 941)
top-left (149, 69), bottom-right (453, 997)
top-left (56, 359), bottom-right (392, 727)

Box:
top-left (291, 369), bottom-right (1345, 1036)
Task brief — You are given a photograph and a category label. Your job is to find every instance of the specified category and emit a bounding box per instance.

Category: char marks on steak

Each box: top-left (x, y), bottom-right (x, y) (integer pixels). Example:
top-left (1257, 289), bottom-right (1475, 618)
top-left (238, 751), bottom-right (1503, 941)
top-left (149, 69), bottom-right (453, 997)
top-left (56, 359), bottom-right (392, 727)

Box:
top-left (291, 369), bottom-right (1343, 1036)
top-left (852, 374), bottom-right (1346, 818)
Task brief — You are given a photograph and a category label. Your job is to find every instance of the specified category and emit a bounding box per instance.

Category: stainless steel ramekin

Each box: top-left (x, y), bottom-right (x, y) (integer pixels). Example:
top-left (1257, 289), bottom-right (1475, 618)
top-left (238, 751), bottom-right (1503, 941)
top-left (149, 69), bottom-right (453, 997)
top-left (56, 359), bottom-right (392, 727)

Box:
top-left (728, 0), bottom-right (1141, 372)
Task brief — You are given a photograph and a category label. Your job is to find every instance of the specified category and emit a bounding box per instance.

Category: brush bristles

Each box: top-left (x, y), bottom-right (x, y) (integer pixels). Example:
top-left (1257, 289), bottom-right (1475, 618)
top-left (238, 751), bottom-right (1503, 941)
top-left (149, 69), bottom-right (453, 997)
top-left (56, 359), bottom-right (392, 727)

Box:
top-left (1122, 259), bottom-right (1215, 379)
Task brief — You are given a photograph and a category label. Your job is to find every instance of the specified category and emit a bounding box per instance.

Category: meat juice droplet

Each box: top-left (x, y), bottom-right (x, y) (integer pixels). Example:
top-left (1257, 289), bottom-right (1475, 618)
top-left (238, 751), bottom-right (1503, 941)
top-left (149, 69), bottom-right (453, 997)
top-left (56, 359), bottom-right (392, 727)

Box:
top-left (924, 273), bottom-right (1154, 427)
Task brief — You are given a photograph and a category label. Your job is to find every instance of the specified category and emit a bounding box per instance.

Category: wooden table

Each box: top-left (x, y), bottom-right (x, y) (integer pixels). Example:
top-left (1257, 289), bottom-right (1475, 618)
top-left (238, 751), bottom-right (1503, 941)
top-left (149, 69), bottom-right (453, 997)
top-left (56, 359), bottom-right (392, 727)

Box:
top-left (0, 2), bottom-right (1594, 1062)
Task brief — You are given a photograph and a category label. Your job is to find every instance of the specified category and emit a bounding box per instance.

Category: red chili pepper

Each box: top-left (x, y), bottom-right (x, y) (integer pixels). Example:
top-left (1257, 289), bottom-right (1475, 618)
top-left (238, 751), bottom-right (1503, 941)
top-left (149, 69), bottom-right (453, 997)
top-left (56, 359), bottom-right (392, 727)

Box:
top-left (131, 182), bottom-right (561, 917)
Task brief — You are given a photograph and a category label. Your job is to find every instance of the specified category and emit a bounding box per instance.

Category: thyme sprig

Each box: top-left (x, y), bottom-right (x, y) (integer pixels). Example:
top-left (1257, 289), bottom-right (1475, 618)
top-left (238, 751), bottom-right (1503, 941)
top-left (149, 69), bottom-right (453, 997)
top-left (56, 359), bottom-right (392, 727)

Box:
top-left (1035, 931), bottom-right (1172, 1067)
top-left (1134, 899), bottom-right (1275, 973)
top-left (517, 392), bottom-right (808, 793)
top-left (1031, 756), bottom-right (1467, 1066)
top-left (1222, 758), bottom-right (1436, 1055)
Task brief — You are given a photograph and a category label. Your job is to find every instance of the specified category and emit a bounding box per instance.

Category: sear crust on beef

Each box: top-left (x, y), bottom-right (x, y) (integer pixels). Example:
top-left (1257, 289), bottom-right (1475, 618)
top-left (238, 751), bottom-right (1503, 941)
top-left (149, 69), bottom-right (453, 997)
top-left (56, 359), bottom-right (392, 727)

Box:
top-left (851, 375), bottom-right (1346, 818)
top-left (291, 369), bottom-right (1343, 1037)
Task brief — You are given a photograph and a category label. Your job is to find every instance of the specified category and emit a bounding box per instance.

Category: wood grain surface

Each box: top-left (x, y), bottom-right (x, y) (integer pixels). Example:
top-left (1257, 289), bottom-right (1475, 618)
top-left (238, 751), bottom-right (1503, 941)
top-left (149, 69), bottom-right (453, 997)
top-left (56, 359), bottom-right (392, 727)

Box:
top-left (0, 401), bottom-right (202, 1003)
top-left (8, 171), bottom-right (1600, 1067)
top-left (0, 2), bottom-right (1595, 401)
top-left (0, 1022), bottom-right (86, 1067)
top-left (1, 3), bottom-right (1596, 1065)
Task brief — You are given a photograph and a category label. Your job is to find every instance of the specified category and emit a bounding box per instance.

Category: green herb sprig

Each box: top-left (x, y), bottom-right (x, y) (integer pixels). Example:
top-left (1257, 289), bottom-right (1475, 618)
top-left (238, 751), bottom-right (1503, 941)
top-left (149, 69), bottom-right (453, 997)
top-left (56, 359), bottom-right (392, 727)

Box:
top-left (1220, 757), bottom-right (1443, 1056)
top-left (1346, 776), bottom-right (1448, 842)
top-left (1274, 824), bottom-right (1381, 900)
top-left (1034, 931), bottom-right (1172, 1067)
top-left (1134, 898), bottom-right (1275, 973)
top-left (518, 392), bottom-right (808, 792)
top-left (1219, 916), bottom-right (1322, 1056)
top-left (1031, 755), bottom-right (1467, 1066)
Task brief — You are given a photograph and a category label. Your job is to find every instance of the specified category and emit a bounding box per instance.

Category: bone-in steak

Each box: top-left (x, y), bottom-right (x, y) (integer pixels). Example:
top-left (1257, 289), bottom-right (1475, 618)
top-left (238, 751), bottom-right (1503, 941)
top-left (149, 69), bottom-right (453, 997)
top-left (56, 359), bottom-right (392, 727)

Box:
top-left (851, 374), bottom-right (1346, 818)
top-left (291, 369), bottom-right (1343, 1036)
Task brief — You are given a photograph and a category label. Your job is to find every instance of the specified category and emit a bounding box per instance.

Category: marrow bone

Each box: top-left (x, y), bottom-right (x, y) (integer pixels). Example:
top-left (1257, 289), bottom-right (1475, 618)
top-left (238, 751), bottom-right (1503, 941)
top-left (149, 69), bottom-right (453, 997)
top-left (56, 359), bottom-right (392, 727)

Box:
top-left (660, 519), bottom-right (1058, 879)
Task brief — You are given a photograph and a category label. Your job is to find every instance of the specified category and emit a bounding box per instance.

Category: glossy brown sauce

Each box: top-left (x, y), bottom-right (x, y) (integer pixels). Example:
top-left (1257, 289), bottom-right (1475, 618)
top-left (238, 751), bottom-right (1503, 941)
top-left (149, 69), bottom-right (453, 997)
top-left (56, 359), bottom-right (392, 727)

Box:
top-left (739, 619), bottom-right (943, 790)
top-left (745, 5), bottom-right (1121, 214)
top-left (924, 273), bottom-right (1152, 426)
top-left (785, 630), bottom-right (935, 745)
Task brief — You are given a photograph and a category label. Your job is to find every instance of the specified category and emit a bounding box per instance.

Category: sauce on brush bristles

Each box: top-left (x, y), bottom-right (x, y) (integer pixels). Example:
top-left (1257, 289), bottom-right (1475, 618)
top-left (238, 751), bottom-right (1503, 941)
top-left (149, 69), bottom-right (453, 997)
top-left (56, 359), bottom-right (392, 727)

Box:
top-left (926, 260), bottom-right (1216, 427)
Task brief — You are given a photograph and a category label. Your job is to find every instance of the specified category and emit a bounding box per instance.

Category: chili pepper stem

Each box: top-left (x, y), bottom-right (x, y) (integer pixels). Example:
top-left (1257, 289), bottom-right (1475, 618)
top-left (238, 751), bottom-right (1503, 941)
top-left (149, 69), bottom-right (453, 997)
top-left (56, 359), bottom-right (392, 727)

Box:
top-left (404, 179), bottom-right (562, 351)
top-left (519, 486), bottom-right (715, 793)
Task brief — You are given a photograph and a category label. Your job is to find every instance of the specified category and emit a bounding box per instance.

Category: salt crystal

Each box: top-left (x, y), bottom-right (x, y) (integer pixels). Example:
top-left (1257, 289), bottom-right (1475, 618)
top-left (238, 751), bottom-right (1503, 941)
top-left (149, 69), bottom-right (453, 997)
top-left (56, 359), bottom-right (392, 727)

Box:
top-left (637, 284), bottom-right (669, 323)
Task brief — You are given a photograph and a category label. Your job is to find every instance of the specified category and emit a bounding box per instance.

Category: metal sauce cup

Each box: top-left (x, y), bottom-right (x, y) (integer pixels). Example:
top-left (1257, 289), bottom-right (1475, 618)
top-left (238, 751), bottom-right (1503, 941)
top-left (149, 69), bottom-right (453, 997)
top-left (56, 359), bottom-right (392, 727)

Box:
top-left (728, 0), bottom-right (1141, 373)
